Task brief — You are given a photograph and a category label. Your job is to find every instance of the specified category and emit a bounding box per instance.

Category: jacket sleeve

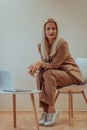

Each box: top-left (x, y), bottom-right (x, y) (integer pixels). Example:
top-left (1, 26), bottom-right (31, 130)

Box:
top-left (43, 42), bottom-right (69, 70)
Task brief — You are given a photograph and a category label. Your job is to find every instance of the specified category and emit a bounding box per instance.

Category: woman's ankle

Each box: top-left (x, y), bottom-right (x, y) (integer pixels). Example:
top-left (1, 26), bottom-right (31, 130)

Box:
top-left (43, 106), bottom-right (48, 113)
top-left (48, 106), bottom-right (55, 113)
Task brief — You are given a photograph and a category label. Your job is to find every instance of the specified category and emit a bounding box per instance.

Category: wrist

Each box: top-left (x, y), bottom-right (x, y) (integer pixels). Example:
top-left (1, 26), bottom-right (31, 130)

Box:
top-left (42, 62), bottom-right (45, 68)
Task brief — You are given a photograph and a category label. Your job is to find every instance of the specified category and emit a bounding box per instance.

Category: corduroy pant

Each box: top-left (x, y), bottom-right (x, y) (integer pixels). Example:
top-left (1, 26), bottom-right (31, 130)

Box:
top-left (36, 69), bottom-right (75, 107)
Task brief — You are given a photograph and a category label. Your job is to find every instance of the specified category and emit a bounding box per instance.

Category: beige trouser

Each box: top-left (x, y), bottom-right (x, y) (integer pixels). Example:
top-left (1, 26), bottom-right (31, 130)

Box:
top-left (36, 69), bottom-right (75, 107)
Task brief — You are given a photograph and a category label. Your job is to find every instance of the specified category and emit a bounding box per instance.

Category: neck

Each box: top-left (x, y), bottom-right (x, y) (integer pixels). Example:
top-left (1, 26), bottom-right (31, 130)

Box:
top-left (48, 39), bottom-right (54, 45)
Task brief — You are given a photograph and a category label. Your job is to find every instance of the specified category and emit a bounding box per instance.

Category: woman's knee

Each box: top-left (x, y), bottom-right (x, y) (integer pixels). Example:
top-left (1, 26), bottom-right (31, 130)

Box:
top-left (43, 70), bottom-right (53, 79)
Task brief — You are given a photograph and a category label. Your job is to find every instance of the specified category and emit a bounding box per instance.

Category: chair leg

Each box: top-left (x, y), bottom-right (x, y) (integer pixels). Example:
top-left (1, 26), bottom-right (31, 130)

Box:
top-left (71, 93), bottom-right (73, 118)
top-left (68, 91), bottom-right (73, 125)
top-left (13, 94), bottom-right (16, 128)
top-left (82, 91), bottom-right (87, 103)
top-left (30, 93), bottom-right (39, 130)
top-left (55, 91), bottom-right (60, 102)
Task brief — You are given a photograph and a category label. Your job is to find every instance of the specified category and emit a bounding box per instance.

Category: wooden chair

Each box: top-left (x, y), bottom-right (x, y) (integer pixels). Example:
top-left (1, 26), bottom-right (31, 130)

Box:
top-left (55, 58), bottom-right (87, 125)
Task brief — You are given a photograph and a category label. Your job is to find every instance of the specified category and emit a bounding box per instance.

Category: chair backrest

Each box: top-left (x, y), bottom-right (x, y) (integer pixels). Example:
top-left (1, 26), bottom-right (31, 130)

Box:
top-left (0, 70), bottom-right (15, 91)
top-left (76, 58), bottom-right (87, 82)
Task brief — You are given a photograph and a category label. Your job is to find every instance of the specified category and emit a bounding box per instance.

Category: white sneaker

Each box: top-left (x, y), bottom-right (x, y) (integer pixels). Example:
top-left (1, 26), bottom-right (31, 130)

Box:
top-left (39, 112), bottom-right (46, 125)
top-left (44, 110), bottom-right (60, 127)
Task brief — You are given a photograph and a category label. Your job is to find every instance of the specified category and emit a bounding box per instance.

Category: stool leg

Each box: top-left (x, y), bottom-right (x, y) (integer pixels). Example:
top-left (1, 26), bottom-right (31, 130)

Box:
top-left (13, 94), bottom-right (16, 127)
top-left (30, 93), bottom-right (39, 130)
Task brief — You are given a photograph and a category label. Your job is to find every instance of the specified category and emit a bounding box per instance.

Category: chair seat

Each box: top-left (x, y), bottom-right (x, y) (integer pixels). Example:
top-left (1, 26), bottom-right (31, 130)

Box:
top-left (58, 84), bottom-right (87, 93)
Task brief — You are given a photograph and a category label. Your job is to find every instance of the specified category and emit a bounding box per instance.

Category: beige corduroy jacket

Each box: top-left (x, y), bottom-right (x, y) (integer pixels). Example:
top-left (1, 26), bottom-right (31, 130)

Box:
top-left (38, 38), bottom-right (84, 84)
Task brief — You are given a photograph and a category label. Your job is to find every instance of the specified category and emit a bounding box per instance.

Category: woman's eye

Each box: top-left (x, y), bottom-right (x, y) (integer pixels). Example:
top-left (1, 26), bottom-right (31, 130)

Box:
top-left (46, 27), bottom-right (50, 30)
top-left (52, 27), bottom-right (56, 30)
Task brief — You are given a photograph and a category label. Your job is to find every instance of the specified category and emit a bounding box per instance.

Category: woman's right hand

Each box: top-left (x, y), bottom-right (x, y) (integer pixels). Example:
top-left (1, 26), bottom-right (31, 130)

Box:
top-left (28, 64), bottom-right (38, 76)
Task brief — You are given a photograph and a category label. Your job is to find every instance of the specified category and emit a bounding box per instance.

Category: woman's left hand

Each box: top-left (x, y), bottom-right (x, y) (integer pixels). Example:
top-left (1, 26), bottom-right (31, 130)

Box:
top-left (28, 61), bottom-right (43, 76)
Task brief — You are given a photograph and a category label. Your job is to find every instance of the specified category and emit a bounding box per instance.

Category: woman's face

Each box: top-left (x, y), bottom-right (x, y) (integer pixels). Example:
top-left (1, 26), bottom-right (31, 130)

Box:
top-left (44, 22), bottom-right (57, 42)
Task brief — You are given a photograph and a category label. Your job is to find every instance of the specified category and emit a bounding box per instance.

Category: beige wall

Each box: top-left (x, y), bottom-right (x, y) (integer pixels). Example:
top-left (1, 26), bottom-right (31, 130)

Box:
top-left (0, 0), bottom-right (87, 111)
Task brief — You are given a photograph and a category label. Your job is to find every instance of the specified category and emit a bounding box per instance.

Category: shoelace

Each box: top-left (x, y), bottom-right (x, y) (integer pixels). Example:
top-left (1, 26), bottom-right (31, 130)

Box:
top-left (40, 113), bottom-right (46, 121)
top-left (46, 113), bottom-right (53, 122)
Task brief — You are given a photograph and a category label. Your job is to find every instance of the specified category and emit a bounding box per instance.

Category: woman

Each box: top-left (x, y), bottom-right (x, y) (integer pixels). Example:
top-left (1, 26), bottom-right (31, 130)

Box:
top-left (28, 18), bottom-right (84, 126)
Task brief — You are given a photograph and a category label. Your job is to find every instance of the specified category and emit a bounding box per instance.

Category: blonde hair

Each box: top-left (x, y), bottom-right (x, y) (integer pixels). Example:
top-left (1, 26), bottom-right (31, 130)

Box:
top-left (41, 18), bottom-right (59, 61)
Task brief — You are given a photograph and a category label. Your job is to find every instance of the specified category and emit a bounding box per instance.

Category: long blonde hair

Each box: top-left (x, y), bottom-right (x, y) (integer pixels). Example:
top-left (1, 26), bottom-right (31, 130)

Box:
top-left (41, 18), bottom-right (59, 61)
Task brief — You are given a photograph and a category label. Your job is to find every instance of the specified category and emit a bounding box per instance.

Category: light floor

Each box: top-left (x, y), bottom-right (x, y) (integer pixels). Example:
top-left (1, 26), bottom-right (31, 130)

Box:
top-left (0, 111), bottom-right (87, 130)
